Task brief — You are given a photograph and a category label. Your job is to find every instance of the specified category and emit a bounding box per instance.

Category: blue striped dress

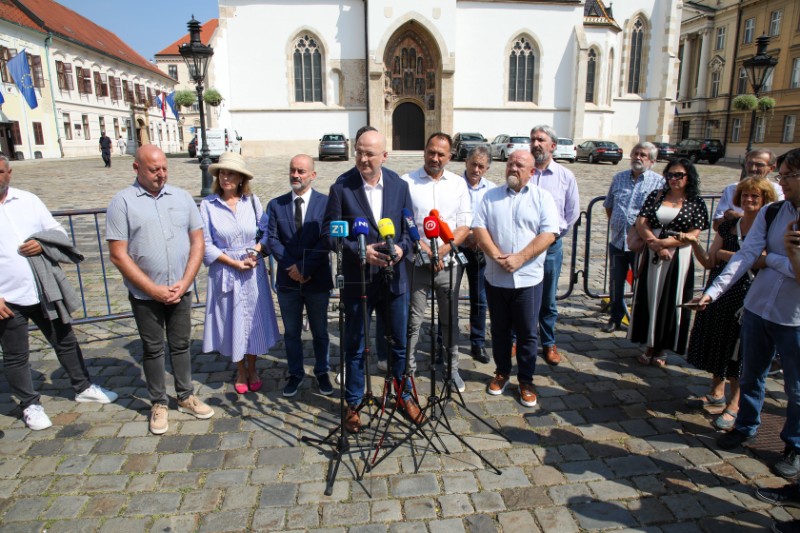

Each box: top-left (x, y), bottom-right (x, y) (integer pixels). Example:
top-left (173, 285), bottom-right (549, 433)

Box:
top-left (200, 194), bottom-right (279, 362)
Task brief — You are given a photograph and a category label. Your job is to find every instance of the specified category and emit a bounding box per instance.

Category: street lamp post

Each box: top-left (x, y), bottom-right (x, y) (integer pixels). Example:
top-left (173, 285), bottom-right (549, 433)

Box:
top-left (179, 16), bottom-right (214, 197)
top-left (743, 35), bottom-right (778, 153)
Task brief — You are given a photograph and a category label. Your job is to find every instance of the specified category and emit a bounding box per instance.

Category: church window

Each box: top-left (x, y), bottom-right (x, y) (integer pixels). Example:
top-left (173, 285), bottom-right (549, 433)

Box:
top-left (509, 37), bottom-right (535, 102)
top-left (585, 49), bottom-right (597, 103)
top-left (293, 35), bottom-right (323, 103)
top-left (627, 18), bottom-right (645, 94)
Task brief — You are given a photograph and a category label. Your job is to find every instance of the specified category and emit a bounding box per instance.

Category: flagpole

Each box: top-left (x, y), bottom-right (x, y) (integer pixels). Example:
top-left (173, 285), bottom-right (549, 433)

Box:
top-left (19, 90), bottom-right (34, 160)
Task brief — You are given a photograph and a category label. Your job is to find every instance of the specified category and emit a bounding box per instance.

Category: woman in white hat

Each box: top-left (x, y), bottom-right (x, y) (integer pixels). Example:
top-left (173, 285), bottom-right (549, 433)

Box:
top-left (200, 152), bottom-right (279, 393)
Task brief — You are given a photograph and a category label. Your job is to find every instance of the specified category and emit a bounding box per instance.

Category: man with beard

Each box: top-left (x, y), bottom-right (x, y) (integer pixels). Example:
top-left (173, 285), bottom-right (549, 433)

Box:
top-left (401, 133), bottom-right (471, 392)
top-left (267, 155), bottom-right (333, 397)
top-left (472, 150), bottom-right (559, 408)
top-left (712, 149), bottom-right (783, 232)
top-left (529, 125), bottom-right (580, 365)
top-left (601, 142), bottom-right (664, 333)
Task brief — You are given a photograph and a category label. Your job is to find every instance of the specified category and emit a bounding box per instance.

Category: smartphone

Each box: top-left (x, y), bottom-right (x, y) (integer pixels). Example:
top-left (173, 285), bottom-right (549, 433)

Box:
top-left (677, 302), bottom-right (703, 310)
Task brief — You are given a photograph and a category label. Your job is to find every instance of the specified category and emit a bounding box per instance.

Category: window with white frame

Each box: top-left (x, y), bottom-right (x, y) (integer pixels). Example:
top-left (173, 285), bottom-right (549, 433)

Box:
top-left (783, 115), bottom-right (796, 143)
top-left (710, 71), bottom-right (721, 97)
top-left (509, 36), bottom-right (536, 102)
top-left (627, 18), bottom-right (646, 94)
top-left (769, 10), bottom-right (782, 36)
top-left (754, 116), bottom-right (765, 143)
top-left (762, 68), bottom-right (774, 92)
top-left (731, 118), bottom-right (741, 142)
top-left (293, 34), bottom-right (323, 103)
top-left (737, 67), bottom-right (748, 94)
top-left (744, 18), bottom-right (755, 44)
top-left (791, 58), bottom-right (800, 89)
top-left (585, 49), bottom-right (597, 103)
top-left (715, 27), bottom-right (726, 50)
top-left (705, 122), bottom-right (714, 139)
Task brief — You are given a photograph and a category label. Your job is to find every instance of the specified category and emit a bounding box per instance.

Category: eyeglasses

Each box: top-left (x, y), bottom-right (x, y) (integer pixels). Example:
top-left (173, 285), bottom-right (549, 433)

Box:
top-left (665, 172), bottom-right (687, 180)
top-left (745, 161), bottom-right (769, 169)
top-left (771, 171), bottom-right (800, 183)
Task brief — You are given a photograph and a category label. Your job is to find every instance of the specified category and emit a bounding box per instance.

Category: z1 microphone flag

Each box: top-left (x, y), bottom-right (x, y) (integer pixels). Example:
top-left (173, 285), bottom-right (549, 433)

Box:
top-left (330, 220), bottom-right (349, 238)
top-left (8, 50), bottom-right (38, 110)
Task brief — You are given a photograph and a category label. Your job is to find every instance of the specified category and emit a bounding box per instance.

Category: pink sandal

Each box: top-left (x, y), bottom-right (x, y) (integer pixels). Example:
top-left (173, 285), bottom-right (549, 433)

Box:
top-left (651, 353), bottom-right (667, 367)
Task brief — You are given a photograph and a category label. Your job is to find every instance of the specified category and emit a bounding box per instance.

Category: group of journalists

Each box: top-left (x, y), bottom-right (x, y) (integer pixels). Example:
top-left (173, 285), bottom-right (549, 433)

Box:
top-left (1, 125), bottom-right (800, 530)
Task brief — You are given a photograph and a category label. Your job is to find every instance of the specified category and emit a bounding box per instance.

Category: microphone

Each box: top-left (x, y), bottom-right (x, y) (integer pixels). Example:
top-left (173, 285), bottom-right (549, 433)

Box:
top-left (353, 217), bottom-right (369, 265)
top-left (428, 210), bottom-right (467, 266)
top-left (330, 220), bottom-right (349, 238)
top-left (378, 218), bottom-right (397, 261)
top-left (402, 207), bottom-right (429, 265)
top-left (423, 215), bottom-right (440, 265)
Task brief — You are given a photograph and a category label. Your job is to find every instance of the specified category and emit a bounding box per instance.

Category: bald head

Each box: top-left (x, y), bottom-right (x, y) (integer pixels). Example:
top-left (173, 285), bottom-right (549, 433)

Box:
top-left (133, 145), bottom-right (169, 195)
top-left (289, 154), bottom-right (317, 195)
top-left (354, 130), bottom-right (388, 183)
top-left (505, 150), bottom-right (535, 191)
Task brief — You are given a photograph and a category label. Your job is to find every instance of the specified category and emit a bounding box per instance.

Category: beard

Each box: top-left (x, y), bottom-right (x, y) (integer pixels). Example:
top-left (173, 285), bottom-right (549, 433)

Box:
top-left (532, 149), bottom-right (548, 164)
top-left (631, 160), bottom-right (646, 173)
top-left (506, 174), bottom-right (521, 190)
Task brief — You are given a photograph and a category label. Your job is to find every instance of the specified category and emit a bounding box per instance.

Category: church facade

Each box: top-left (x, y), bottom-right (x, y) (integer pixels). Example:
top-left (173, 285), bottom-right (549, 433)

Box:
top-left (215, 0), bottom-right (682, 156)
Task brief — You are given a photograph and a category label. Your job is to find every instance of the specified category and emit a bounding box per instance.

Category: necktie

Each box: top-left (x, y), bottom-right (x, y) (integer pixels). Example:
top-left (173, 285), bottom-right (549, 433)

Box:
top-left (294, 197), bottom-right (304, 234)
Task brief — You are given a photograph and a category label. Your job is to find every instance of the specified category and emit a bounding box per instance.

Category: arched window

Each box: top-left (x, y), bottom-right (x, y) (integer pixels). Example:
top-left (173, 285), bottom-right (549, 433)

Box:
top-left (509, 37), bottom-right (535, 102)
top-left (293, 34), bottom-right (323, 102)
top-left (627, 18), bottom-right (645, 94)
top-left (586, 49), bottom-right (598, 103)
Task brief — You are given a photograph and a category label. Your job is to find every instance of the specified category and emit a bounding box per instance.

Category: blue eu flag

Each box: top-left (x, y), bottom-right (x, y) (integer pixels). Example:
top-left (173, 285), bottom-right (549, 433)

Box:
top-left (8, 49), bottom-right (38, 110)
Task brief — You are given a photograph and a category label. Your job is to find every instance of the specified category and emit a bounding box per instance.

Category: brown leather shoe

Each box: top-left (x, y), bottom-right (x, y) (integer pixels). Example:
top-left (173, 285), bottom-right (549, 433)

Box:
top-left (543, 345), bottom-right (561, 365)
top-left (344, 407), bottom-right (362, 433)
top-left (401, 396), bottom-right (426, 425)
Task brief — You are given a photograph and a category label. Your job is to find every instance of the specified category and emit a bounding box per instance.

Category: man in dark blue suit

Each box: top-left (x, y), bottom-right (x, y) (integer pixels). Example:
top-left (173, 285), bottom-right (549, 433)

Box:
top-left (267, 155), bottom-right (333, 397)
top-left (323, 130), bottom-right (423, 433)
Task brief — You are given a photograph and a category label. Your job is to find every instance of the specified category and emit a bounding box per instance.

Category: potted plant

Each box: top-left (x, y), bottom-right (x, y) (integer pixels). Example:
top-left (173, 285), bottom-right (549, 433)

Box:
top-left (174, 90), bottom-right (197, 108)
top-left (732, 94), bottom-right (757, 112)
top-left (203, 88), bottom-right (223, 107)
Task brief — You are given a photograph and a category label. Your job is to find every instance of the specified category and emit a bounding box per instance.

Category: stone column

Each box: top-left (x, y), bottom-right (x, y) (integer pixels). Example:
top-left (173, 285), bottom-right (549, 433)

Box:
top-left (695, 30), bottom-right (711, 99)
top-left (678, 35), bottom-right (691, 100)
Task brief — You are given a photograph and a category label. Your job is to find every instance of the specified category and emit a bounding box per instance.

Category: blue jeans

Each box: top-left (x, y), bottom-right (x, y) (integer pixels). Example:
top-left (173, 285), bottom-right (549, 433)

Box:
top-left (342, 289), bottom-right (408, 406)
top-left (460, 246), bottom-right (488, 348)
top-left (486, 282), bottom-right (542, 384)
top-left (608, 244), bottom-right (636, 325)
top-left (539, 238), bottom-right (562, 347)
top-left (276, 287), bottom-right (330, 379)
top-left (735, 311), bottom-right (795, 449)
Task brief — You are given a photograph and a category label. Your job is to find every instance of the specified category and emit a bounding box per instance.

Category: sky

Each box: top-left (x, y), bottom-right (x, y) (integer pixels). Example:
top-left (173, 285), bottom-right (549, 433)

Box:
top-left (57, 0), bottom-right (219, 62)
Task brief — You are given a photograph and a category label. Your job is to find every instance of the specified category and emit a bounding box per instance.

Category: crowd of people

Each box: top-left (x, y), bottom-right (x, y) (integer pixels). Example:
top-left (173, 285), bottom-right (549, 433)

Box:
top-left (1, 130), bottom-right (798, 531)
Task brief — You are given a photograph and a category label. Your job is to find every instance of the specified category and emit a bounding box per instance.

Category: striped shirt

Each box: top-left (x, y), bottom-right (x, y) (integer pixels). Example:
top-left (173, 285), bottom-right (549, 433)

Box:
top-left (531, 160), bottom-right (580, 238)
top-left (106, 181), bottom-right (203, 300)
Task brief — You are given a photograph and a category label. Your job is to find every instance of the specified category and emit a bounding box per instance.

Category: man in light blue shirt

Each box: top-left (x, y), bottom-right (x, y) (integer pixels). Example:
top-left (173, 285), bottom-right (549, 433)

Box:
top-left (602, 142), bottom-right (664, 332)
top-left (459, 146), bottom-right (496, 364)
top-left (698, 149), bottom-right (800, 496)
top-left (473, 150), bottom-right (559, 409)
top-left (530, 125), bottom-right (580, 365)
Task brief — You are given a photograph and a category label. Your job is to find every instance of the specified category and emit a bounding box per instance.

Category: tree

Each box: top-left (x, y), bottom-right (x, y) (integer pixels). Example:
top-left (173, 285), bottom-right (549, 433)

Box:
top-left (203, 88), bottom-right (223, 107)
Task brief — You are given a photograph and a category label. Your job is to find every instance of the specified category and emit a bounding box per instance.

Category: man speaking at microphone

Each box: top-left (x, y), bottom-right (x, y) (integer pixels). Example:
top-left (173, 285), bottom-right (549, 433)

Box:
top-left (472, 150), bottom-right (559, 408)
top-left (401, 133), bottom-right (471, 392)
top-left (323, 129), bottom-right (422, 433)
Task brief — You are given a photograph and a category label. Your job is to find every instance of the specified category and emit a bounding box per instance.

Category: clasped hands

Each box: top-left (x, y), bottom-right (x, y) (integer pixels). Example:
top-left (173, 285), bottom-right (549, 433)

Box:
top-left (366, 242), bottom-right (404, 268)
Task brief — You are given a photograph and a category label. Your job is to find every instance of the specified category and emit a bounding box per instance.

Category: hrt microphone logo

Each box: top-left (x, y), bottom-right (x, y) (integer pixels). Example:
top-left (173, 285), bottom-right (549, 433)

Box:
top-left (423, 218), bottom-right (438, 236)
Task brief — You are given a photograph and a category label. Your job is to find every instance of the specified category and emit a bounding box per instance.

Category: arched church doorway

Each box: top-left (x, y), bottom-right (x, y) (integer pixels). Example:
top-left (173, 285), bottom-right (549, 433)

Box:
top-left (392, 102), bottom-right (424, 150)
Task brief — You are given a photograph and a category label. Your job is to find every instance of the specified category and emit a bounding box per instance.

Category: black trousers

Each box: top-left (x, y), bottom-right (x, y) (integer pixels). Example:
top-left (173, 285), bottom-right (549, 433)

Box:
top-left (0, 304), bottom-right (91, 408)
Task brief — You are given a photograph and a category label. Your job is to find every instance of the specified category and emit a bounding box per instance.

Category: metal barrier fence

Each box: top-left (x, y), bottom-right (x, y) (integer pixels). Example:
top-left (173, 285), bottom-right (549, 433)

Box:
top-left (42, 195), bottom-right (721, 327)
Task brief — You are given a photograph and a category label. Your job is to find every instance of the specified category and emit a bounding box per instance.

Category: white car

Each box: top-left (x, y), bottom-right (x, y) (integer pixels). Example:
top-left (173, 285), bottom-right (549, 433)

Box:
top-left (553, 138), bottom-right (576, 163)
top-left (490, 134), bottom-right (530, 161)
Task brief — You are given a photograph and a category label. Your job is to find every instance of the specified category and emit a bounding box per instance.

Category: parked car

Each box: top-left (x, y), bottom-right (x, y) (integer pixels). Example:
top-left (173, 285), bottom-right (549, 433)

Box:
top-left (652, 142), bottom-right (676, 162)
top-left (451, 132), bottom-right (490, 161)
top-left (490, 134), bottom-right (529, 161)
top-left (318, 133), bottom-right (349, 161)
top-left (553, 138), bottom-right (576, 163)
top-left (188, 136), bottom-right (197, 158)
top-left (674, 138), bottom-right (725, 164)
top-left (576, 140), bottom-right (623, 164)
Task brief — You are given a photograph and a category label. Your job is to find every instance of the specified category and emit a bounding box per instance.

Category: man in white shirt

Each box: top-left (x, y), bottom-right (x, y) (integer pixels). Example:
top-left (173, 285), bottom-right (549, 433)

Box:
top-left (712, 149), bottom-right (783, 231)
top-left (401, 133), bottom-right (472, 392)
top-left (0, 156), bottom-right (117, 431)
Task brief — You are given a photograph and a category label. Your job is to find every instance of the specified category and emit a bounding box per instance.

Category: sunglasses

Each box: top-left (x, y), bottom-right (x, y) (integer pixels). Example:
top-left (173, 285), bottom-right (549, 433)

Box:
top-left (665, 172), bottom-right (687, 180)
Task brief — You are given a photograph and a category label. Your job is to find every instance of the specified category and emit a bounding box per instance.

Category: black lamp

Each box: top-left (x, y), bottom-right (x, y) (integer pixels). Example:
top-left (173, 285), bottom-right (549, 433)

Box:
top-left (179, 15), bottom-right (214, 196)
top-left (743, 35), bottom-right (778, 152)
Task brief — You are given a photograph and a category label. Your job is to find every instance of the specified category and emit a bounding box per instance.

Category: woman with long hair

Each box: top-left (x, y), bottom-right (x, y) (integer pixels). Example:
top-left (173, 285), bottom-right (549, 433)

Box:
top-left (682, 178), bottom-right (776, 429)
top-left (629, 158), bottom-right (709, 366)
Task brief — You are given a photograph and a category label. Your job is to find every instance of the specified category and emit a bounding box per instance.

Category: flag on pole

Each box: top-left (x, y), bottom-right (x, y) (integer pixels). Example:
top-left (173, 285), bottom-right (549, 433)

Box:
top-left (166, 91), bottom-right (180, 122)
top-left (155, 92), bottom-right (167, 121)
top-left (8, 49), bottom-right (38, 109)
top-left (0, 87), bottom-right (4, 106)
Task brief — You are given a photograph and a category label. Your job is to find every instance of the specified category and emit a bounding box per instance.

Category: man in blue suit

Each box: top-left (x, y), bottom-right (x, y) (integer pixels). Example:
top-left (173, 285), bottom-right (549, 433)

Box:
top-left (323, 130), bottom-right (423, 433)
top-left (267, 155), bottom-right (333, 398)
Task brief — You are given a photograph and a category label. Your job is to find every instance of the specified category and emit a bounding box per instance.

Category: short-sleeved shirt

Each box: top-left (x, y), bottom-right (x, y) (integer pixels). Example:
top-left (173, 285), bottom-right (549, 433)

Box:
top-left (106, 181), bottom-right (203, 300)
top-left (401, 167), bottom-right (472, 247)
top-left (637, 189), bottom-right (709, 234)
top-left (0, 187), bottom-right (66, 306)
top-left (463, 173), bottom-right (496, 216)
top-left (604, 169), bottom-right (664, 250)
top-left (472, 183), bottom-right (560, 288)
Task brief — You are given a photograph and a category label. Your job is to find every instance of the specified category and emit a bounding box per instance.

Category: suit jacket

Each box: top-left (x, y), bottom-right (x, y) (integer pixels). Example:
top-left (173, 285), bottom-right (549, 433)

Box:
top-left (324, 167), bottom-right (413, 298)
top-left (267, 189), bottom-right (333, 292)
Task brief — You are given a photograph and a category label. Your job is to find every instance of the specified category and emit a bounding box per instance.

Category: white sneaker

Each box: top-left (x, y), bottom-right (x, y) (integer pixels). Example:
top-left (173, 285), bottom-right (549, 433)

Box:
top-left (377, 360), bottom-right (388, 373)
top-left (23, 404), bottom-right (52, 430)
top-left (76, 384), bottom-right (118, 404)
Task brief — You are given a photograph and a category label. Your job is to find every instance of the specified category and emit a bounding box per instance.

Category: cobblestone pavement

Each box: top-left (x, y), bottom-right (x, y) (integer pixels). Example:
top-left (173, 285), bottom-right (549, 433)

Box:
top-left (0, 153), bottom-right (792, 532)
